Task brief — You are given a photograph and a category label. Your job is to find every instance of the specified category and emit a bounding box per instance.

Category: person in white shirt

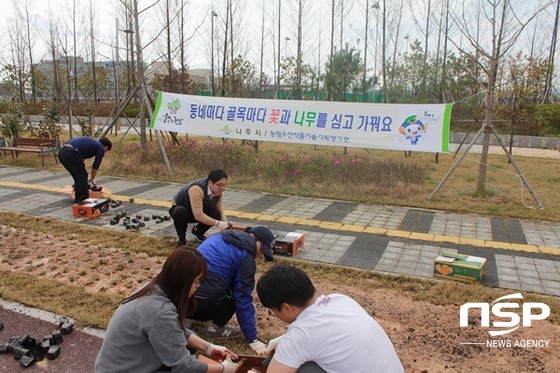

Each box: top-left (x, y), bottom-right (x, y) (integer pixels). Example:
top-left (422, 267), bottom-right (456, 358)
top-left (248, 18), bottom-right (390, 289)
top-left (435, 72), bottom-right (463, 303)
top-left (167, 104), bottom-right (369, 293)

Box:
top-left (254, 263), bottom-right (404, 373)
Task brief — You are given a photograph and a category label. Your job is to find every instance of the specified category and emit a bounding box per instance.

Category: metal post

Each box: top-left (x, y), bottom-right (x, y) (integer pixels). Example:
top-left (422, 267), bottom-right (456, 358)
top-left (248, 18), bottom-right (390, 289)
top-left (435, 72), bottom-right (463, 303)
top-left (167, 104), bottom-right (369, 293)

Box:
top-left (211, 11), bottom-right (217, 96)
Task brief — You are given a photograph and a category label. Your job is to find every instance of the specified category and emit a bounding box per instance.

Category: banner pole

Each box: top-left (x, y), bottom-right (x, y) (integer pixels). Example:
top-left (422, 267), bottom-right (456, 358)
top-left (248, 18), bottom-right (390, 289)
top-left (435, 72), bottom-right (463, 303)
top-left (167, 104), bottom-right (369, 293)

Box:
top-left (143, 85), bottom-right (173, 176)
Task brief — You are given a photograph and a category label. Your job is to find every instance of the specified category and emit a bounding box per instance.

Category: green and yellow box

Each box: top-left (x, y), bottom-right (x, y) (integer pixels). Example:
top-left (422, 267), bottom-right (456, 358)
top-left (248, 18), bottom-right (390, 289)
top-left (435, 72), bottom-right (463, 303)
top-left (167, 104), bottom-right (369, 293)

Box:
top-left (433, 251), bottom-right (487, 283)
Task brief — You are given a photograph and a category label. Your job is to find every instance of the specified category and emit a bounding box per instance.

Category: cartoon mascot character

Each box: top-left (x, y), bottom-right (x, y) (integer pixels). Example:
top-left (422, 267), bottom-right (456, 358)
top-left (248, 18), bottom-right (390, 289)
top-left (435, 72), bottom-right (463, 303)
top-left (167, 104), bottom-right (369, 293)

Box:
top-left (399, 115), bottom-right (427, 145)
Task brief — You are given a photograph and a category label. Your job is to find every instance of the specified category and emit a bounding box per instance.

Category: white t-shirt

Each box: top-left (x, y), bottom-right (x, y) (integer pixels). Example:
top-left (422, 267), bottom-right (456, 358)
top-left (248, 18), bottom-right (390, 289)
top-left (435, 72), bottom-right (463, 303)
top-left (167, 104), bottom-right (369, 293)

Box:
top-left (273, 294), bottom-right (404, 373)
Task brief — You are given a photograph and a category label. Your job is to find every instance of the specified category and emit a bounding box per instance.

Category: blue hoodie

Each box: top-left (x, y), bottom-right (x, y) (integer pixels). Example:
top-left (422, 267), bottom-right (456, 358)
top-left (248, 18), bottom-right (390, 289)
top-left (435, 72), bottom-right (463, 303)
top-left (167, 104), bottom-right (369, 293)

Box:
top-left (195, 230), bottom-right (258, 341)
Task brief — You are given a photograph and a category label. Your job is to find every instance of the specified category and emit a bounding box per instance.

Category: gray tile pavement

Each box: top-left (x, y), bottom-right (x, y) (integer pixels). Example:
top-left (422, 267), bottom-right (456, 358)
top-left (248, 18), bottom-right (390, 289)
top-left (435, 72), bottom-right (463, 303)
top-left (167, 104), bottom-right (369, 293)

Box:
top-left (1, 165), bottom-right (560, 298)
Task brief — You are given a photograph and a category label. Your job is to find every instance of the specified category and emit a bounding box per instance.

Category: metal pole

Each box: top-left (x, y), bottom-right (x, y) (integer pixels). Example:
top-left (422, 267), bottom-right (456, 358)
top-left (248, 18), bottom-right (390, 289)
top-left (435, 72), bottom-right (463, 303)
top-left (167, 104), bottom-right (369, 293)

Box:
top-left (363, 0), bottom-right (369, 102)
top-left (115, 18), bottom-right (120, 136)
top-left (211, 11), bottom-right (217, 96)
top-left (141, 85), bottom-right (173, 176)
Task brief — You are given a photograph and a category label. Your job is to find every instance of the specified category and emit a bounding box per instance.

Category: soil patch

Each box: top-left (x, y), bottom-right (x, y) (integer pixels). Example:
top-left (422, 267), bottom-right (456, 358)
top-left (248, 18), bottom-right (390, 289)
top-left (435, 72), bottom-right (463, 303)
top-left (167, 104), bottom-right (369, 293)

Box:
top-left (0, 225), bottom-right (558, 372)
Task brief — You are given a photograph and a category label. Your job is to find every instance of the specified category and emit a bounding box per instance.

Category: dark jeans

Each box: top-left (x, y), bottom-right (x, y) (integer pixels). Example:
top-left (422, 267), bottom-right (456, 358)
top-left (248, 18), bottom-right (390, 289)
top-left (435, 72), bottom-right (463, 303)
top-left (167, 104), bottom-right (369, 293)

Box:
top-left (169, 204), bottom-right (222, 243)
top-left (58, 146), bottom-right (88, 202)
top-left (263, 356), bottom-right (326, 372)
top-left (189, 296), bottom-right (236, 327)
top-left (298, 362), bottom-right (327, 373)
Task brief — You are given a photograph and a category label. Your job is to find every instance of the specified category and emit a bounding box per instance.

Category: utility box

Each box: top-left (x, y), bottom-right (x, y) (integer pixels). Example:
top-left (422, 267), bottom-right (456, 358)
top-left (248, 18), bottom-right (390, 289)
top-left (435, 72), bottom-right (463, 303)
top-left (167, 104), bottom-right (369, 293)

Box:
top-left (434, 251), bottom-right (487, 283)
top-left (72, 198), bottom-right (110, 218)
top-left (273, 231), bottom-right (304, 257)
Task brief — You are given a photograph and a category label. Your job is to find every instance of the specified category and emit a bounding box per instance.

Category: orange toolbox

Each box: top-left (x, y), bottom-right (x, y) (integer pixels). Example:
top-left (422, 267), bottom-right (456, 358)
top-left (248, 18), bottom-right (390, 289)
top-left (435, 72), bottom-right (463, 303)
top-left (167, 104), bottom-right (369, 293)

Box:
top-left (72, 198), bottom-right (110, 218)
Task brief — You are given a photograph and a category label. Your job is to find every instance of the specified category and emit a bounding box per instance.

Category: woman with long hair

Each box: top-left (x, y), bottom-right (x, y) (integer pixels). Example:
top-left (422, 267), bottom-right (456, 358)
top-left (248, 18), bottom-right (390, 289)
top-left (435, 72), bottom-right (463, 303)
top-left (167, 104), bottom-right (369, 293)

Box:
top-left (95, 247), bottom-right (240, 373)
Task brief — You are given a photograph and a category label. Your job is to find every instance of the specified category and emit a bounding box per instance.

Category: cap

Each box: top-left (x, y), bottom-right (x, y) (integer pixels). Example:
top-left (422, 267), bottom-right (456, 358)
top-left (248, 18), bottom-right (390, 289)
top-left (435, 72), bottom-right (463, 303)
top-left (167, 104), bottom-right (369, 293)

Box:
top-left (248, 226), bottom-right (276, 261)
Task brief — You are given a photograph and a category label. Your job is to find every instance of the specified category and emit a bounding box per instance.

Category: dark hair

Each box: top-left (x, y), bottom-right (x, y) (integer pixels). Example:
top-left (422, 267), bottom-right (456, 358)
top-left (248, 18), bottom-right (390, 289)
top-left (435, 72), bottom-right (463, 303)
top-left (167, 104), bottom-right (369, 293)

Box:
top-left (99, 137), bottom-right (112, 150)
top-left (123, 247), bottom-right (207, 327)
top-left (207, 169), bottom-right (228, 182)
top-left (256, 263), bottom-right (315, 309)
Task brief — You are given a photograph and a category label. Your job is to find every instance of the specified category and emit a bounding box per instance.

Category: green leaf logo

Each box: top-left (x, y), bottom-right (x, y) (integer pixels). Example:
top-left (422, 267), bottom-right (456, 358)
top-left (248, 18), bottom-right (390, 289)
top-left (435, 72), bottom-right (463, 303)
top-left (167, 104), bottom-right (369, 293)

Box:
top-left (167, 99), bottom-right (181, 114)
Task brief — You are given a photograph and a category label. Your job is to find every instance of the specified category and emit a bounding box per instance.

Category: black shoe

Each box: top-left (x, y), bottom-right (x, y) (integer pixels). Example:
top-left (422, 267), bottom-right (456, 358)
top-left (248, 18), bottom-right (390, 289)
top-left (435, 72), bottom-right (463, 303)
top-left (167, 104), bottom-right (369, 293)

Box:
top-left (177, 240), bottom-right (187, 247)
top-left (191, 227), bottom-right (206, 242)
top-left (74, 199), bottom-right (87, 205)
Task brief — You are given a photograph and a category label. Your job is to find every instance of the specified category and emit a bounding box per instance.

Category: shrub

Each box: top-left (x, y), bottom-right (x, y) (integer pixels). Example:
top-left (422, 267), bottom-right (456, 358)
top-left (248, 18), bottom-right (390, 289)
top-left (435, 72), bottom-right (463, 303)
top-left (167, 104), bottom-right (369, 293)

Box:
top-left (106, 139), bottom-right (427, 199)
top-left (0, 104), bottom-right (30, 139)
top-left (30, 102), bottom-right (62, 139)
top-left (535, 104), bottom-right (560, 135)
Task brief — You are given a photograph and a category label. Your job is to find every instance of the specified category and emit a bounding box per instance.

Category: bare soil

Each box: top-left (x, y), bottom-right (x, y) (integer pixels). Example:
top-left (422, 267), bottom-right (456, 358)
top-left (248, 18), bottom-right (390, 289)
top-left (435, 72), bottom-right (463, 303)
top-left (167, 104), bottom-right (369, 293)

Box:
top-left (0, 225), bottom-right (559, 373)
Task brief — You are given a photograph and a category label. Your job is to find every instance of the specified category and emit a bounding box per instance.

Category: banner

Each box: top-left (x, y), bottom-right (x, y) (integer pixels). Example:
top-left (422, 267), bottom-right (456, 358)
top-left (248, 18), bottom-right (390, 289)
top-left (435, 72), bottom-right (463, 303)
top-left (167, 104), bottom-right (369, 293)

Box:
top-left (150, 92), bottom-right (452, 153)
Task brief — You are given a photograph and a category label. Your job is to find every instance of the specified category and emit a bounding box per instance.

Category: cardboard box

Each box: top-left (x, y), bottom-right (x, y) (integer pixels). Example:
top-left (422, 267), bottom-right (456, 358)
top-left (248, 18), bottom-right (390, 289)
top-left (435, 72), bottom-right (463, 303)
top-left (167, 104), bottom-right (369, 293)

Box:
top-left (434, 251), bottom-right (487, 283)
top-left (273, 231), bottom-right (304, 256)
top-left (72, 198), bottom-right (110, 218)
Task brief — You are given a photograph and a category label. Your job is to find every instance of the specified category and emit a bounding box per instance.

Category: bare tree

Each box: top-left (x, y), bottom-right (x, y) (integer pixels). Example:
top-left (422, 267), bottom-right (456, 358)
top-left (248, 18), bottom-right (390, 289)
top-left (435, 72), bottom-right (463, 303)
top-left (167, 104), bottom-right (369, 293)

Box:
top-left (259, 0), bottom-right (265, 94)
top-left (220, 0), bottom-right (231, 96)
top-left (276, 0), bottom-right (282, 98)
top-left (449, 0), bottom-right (550, 195)
top-left (70, 0), bottom-right (80, 102)
top-left (7, 1), bottom-right (31, 103)
top-left (21, 0), bottom-right (38, 102)
top-left (544, 0), bottom-right (560, 102)
top-left (88, 0), bottom-right (98, 101)
top-left (379, 0), bottom-right (407, 103)
top-left (46, 11), bottom-right (61, 101)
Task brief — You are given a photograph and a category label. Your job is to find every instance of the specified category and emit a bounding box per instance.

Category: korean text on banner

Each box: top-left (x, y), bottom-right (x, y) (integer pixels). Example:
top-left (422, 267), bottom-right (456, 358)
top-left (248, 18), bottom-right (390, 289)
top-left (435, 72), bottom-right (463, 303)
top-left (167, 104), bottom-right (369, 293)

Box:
top-left (150, 92), bottom-right (452, 153)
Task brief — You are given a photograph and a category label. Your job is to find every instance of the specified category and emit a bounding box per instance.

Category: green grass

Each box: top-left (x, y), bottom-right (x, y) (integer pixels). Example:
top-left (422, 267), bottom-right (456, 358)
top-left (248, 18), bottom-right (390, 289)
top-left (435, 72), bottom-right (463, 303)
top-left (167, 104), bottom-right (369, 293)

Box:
top-left (4, 133), bottom-right (555, 221)
top-left (2, 133), bottom-right (559, 220)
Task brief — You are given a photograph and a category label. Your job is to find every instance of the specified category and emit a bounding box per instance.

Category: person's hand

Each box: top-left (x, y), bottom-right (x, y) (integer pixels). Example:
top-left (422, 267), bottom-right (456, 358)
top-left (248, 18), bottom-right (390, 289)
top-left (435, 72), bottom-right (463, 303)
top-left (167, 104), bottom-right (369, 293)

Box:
top-left (205, 343), bottom-right (238, 361)
top-left (88, 179), bottom-right (96, 189)
top-left (216, 221), bottom-right (229, 231)
top-left (221, 356), bottom-right (240, 373)
top-left (266, 334), bottom-right (284, 354)
top-left (249, 340), bottom-right (268, 356)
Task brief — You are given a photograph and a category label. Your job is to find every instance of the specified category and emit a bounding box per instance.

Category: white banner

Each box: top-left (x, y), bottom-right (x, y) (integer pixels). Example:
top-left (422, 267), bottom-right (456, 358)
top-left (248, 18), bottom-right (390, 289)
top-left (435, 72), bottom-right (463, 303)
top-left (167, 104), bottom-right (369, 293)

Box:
top-left (150, 92), bottom-right (452, 153)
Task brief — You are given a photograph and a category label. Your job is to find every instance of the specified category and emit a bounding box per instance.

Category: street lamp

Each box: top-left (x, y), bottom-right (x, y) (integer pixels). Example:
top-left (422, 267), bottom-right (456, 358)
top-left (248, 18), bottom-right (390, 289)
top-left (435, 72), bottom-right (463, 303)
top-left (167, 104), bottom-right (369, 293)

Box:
top-left (404, 35), bottom-right (410, 55)
top-left (211, 11), bottom-right (218, 96)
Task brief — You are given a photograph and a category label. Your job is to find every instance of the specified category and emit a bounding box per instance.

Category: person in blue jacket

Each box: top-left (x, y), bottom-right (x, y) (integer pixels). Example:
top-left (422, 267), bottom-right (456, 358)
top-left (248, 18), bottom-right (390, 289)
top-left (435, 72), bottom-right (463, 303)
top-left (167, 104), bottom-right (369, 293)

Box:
top-left (190, 226), bottom-right (276, 357)
top-left (58, 136), bottom-right (112, 203)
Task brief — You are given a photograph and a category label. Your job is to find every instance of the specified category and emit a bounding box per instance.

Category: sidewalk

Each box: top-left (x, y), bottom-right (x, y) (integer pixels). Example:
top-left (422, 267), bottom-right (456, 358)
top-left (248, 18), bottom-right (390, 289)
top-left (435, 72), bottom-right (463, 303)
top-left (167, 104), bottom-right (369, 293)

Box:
top-left (1, 164), bottom-right (560, 371)
top-left (1, 164), bottom-right (559, 297)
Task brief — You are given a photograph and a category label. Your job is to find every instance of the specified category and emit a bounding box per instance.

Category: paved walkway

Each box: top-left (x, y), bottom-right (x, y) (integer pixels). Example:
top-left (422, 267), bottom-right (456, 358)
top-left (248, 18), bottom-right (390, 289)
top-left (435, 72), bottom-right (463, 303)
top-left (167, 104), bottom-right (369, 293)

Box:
top-left (1, 165), bottom-right (560, 297)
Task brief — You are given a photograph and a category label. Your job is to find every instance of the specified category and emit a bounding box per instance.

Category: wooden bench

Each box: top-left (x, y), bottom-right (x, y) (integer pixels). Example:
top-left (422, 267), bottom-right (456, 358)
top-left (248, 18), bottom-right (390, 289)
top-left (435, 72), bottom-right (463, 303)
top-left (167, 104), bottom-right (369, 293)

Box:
top-left (0, 137), bottom-right (60, 167)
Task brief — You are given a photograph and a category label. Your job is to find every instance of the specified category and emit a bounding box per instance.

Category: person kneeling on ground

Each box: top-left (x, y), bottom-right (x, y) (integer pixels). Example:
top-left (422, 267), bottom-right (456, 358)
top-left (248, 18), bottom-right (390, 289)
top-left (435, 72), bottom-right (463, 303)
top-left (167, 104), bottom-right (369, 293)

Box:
top-left (95, 248), bottom-right (241, 373)
top-left (254, 263), bottom-right (404, 373)
top-left (189, 226), bottom-right (276, 357)
top-left (169, 169), bottom-right (230, 246)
